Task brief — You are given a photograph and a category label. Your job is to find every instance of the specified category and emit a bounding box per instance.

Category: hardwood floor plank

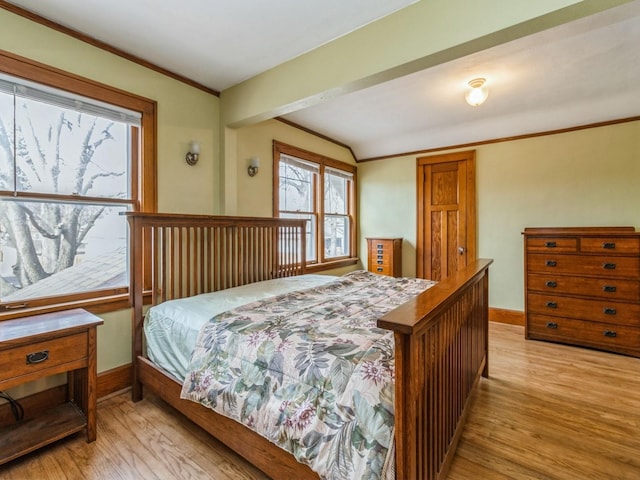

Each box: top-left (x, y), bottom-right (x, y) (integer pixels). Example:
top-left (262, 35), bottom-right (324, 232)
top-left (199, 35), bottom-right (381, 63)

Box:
top-left (448, 323), bottom-right (640, 480)
top-left (141, 395), bottom-right (268, 480)
top-left (1, 322), bottom-right (638, 479)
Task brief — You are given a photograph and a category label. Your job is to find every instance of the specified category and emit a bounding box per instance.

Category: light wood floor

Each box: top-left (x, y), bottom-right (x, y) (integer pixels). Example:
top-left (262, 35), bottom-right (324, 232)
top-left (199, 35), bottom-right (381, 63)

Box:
top-left (1, 322), bottom-right (638, 479)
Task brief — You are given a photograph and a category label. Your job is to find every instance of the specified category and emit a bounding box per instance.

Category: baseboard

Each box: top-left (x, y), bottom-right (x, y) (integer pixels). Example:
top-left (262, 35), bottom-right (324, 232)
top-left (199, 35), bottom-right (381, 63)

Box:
top-left (0, 363), bottom-right (132, 426)
top-left (96, 363), bottom-right (132, 400)
top-left (489, 307), bottom-right (524, 326)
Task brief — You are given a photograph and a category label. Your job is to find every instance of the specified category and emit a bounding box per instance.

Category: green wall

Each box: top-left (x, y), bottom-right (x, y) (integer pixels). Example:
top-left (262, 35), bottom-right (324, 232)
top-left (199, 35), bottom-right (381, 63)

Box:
top-left (0, 8), bottom-right (220, 396)
top-left (359, 121), bottom-right (640, 311)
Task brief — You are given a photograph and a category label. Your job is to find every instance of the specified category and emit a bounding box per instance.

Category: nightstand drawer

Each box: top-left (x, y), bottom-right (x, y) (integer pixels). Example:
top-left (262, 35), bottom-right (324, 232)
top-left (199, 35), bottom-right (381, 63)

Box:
top-left (0, 332), bottom-right (87, 380)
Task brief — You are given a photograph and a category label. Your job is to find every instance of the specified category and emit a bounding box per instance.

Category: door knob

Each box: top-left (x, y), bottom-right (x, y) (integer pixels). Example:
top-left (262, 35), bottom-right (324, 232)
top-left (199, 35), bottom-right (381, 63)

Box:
top-left (458, 247), bottom-right (465, 255)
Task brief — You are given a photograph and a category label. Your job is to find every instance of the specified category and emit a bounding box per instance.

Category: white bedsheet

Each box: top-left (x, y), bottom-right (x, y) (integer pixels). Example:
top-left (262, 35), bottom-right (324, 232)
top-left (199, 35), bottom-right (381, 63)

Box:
top-left (144, 274), bottom-right (338, 380)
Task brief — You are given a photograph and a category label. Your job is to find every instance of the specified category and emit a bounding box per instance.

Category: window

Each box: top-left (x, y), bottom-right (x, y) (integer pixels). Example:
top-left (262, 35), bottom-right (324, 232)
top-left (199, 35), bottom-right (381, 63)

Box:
top-left (0, 52), bottom-right (156, 316)
top-left (274, 141), bottom-right (356, 270)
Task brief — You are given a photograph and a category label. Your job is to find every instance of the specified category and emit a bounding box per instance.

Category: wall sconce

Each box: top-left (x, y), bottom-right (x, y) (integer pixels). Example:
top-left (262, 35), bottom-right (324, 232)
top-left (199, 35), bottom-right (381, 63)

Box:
top-left (465, 78), bottom-right (489, 107)
top-left (185, 141), bottom-right (200, 166)
top-left (247, 156), bottom-right (260, 177)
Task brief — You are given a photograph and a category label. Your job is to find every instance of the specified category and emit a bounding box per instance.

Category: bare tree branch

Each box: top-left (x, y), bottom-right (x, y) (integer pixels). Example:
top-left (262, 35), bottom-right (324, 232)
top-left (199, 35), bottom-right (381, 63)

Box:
top-left (0, 116), bottom-right (14, 186)
top-left (74, 117), bottom-right (98, 195)
top-left (83, 170), bottom-right (125, 197)
top-left (76, 206), bottom-right (105, 245)
top-left (20, 205), bottom-right (59, 239)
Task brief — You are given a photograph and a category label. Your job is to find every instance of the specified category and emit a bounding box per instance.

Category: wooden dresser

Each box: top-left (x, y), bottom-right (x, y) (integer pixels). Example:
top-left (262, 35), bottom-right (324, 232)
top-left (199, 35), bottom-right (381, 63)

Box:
top-left (366, 237), bottom-right (402, 277)
top-left (523, 227), bottom-right (640, 357)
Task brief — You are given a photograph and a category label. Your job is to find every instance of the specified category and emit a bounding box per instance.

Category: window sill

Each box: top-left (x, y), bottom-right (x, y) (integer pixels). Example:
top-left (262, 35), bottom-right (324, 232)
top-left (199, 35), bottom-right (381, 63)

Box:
top-left (0, 294), bottom-right (131, 321)
top-left (304, 257), bottom-right (359, 274)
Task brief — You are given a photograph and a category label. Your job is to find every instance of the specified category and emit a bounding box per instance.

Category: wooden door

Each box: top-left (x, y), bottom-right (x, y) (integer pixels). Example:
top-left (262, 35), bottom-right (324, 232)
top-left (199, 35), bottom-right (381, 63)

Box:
top-left (417, 150), bottom-right (476, 280)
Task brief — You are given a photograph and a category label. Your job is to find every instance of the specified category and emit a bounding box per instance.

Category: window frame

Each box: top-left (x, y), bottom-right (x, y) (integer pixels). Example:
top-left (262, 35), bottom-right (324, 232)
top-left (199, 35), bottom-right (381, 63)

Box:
top-left (0, 50), bottom-right (156, 319)
top-left (273, 140), bottom-right (357, 272)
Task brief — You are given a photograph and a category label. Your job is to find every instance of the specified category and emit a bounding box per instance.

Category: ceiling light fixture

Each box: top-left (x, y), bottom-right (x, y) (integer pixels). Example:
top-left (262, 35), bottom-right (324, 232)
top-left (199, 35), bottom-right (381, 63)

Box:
top-left (465, 78), bottom-right (489, 107)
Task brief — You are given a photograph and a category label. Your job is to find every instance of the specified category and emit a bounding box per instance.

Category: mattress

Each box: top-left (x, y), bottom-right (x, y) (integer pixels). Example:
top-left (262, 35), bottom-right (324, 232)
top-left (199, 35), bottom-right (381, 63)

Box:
top-left (144, 274), bottom-right (338, 381)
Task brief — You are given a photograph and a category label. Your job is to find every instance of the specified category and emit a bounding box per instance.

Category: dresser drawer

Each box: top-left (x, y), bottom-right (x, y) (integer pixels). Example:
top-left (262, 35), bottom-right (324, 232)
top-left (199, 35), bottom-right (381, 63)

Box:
top-left (370, 262), bottom-right (391, 275)
top-left (527, 273), bottom-right (640, 301)
top-left (528, 314), bottom-right (640, 350)
top-left (526, 237), bottom-right (577, 253)
top-left (371, 239), bottom-right (394, 251)
top-left (580, 237), bottom-right (640, 255)
top-left (372, 251), bottom-right (390, 264)
top-left (527, 253), bottom-right (640, 278)
top-left (527, 293), bottom-right (640, 326)
top-left (372, 265), bottom-right (392, 275)
top-left (0, 332), bottom-right (87, 380)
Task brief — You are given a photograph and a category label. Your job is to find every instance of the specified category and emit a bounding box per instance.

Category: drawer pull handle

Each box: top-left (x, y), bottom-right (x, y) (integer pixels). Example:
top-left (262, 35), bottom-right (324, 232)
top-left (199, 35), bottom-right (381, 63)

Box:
top-left (376, 255), bottom-right (383, 260)
top-left (26, 350), bottom-right (49, 364)
top-left (546, 322), bottom-right (558, 329)
top-left (376, 267), bottom-right (383, 272)
top-left (376, 260), bottom-right (383, 265)
top-left (603, 330), bottom-right (617, 338)
top-left (377, 249), bottom-right (384, 254)
top-left (545, 241), bottom-right (557, 248)
top-left (376, 244), bottom-right (383, 249)
top-left (603, 307), bottom-right (617, 315)
top-left (602, 242), bottom-right (616, 249)
top-left (603, 285), bottom-right (617, 293)
top-left (546, 301), bottom-right (558, 309)
top-left (603, 263), bottom-right (616, 270)
top-left (545, 281), bottom-right (557, 288)
top-left (545, 260), bottom-right (557, 267)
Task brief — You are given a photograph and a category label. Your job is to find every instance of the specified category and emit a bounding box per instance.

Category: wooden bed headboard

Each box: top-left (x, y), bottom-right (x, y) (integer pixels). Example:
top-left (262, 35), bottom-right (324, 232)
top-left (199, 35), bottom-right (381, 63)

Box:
top-left (125, 213), bottom-right (306, 300)
top-left (124, 212), bottom-right (306, 389)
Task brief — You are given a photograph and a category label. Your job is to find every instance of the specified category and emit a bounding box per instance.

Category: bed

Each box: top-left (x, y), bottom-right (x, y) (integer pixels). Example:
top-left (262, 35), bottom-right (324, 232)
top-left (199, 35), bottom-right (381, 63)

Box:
top-left (125, 212), bottom-right (492, 480)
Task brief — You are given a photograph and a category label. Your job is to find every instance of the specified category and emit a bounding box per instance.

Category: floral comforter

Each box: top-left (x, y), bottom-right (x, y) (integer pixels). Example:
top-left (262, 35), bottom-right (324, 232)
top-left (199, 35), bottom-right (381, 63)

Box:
top-left (180, 270), bottom-right (435, 480)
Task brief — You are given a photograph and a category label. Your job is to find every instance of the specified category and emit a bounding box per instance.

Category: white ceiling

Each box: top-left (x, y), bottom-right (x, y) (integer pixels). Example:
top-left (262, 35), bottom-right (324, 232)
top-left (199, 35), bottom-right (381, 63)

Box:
top-left (6, 0), bottom-right (416, 91)
top-left (284, 0), bottom-right (640, 159)
top-left (7, 0), bottom-right (640, 160)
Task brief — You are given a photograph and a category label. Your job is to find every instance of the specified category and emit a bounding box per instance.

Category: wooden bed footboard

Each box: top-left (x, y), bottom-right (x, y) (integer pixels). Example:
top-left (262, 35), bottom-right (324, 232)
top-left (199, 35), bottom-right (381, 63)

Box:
top-left (125, 212), bottom-right (492, 480)
top-left (379, 258), bottom-right (492, 479)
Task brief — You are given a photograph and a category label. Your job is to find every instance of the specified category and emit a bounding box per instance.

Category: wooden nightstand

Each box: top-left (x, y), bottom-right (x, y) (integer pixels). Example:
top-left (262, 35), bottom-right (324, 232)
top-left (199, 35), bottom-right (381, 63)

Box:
top-left (367, 237), bottom-right (403, 277)
top-left (0, 308), bottom-right (103, 465)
